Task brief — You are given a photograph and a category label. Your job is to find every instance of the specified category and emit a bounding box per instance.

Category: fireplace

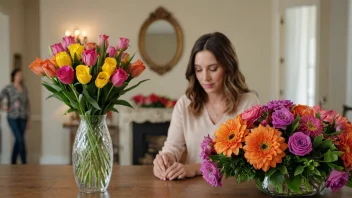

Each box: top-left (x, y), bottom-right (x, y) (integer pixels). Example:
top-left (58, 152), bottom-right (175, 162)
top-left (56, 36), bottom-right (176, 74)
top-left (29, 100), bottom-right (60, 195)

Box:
top-left (132, 121), bottom-right (170, 165)
top-left (118, 107), bottom-right (173, 165)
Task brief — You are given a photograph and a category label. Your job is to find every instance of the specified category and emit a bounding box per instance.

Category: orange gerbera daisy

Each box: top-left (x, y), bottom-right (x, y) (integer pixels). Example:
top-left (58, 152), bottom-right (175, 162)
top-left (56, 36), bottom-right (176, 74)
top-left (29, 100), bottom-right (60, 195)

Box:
top-left (338, 132), bottom-right (352, 171)
top-left (214, 115), bottom-right (249, 157)
top-left (243, 125), bottom-right (287, 172)
top-left (291, 104), bottom-right (314, 117)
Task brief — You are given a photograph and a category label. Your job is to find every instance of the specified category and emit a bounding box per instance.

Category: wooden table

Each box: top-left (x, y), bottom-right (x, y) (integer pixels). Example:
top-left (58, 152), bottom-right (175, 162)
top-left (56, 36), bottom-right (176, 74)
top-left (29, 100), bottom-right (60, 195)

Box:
top-left (0, 165), bottom-right (351, 198)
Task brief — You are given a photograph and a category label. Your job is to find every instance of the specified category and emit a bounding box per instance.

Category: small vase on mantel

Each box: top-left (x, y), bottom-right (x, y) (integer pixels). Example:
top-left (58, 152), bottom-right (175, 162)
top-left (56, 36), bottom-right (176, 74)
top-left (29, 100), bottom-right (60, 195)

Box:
top-left (72, 115), bottom-right (113, 193)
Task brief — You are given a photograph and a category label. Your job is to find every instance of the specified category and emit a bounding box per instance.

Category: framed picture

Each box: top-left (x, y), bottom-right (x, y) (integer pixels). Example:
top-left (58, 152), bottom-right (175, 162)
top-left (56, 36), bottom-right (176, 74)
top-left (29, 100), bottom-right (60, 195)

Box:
top-left (14, 53), bottom-right (21, 69)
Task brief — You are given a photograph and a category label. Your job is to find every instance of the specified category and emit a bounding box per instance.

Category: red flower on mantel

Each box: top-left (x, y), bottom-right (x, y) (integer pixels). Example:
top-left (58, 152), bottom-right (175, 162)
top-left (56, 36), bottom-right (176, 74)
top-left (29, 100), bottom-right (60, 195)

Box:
top-left (132, 93), bottom-right (177, 108)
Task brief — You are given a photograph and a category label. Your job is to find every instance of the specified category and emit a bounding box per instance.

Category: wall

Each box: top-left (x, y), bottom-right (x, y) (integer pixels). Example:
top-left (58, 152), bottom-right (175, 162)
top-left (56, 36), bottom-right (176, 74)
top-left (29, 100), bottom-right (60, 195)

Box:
top-left (40, 0), bottom-right (273, 164)
top-left (0, 0), bottom-right (41, 164)
top-left (347, 0), bottom-right (352, 120)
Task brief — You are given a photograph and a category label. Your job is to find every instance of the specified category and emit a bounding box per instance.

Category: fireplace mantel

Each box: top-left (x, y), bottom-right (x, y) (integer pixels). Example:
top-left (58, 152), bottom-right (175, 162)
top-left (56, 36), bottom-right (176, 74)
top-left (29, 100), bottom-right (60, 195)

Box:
top-left (118, 107), bottom-right (173, 165)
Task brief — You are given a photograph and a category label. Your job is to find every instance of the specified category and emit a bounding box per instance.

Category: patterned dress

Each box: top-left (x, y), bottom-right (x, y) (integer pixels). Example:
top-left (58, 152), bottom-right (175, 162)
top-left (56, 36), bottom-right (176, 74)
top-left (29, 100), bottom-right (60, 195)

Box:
top-left (0, 84), bottom-right (30, 119)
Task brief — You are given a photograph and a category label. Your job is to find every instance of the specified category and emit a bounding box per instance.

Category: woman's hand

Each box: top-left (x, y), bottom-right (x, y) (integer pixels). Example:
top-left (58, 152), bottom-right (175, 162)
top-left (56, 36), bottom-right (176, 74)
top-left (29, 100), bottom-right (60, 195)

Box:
top-left (153, 153), bottom-right (176, 180)
top-left (165, 163), bottom-right (200, 180)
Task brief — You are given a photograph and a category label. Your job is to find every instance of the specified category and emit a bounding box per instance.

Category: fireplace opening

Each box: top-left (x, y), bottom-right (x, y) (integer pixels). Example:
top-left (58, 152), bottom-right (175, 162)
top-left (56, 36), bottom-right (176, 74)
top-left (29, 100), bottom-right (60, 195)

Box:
top-left (132, 121), bottom-right (170, 165)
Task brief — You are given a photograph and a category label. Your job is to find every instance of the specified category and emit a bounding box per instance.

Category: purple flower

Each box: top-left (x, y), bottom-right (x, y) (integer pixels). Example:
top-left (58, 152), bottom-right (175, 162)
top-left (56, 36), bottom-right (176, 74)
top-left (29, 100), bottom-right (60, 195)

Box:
top-left (325, 170), bottom-right (349, 192)
top-left (200, 135), bottom-right (214, 160)
top-left (200, 160), bottom-right (222, 187)
top-left (106, 46), bottom-right (117, 58)
top-left (272, 108), bottom-right (294, 130)
top-left (288, 132), bottom-right (312, 156)
top-left (111, 68), bottom-right (128, 87)
top-left (62, 36), bottom-right (76, 50)
top-left (82, 49), bottom-right (99, 67)
top-left (266, 100), bottom-right (294, 111)
top-left (50, 43), bottom-right (65, 56)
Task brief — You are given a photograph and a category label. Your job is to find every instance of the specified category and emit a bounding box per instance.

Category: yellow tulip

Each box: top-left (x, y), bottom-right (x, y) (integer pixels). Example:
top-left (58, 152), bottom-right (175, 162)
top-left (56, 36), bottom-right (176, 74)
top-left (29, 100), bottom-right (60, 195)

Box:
top-left (68, 43), bottom-right (84, 60)
top-left (104, 57), bottom-right (117, 66)
top-left (55, 52), bottom-right (72, 67)
top-left (95, 71), bottom-right (110, 88)
top-left (76, 65), bottom-right (92, 84)
top-left (102, 62), bottom-right (116, 75)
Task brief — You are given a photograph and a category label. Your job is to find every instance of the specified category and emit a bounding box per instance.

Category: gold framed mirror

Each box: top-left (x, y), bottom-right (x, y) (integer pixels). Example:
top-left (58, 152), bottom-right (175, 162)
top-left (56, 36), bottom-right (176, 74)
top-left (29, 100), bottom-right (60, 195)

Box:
top-left (139, 6), bottom-right (183, 75)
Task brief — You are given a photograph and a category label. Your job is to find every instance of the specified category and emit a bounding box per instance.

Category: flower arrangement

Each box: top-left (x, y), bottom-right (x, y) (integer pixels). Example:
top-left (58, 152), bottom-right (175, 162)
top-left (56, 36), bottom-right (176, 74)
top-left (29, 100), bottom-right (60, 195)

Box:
top-left (132, 93), bottom-right (177, 108)
top-left (201, 100), bottom-right (352, 196)
top-left (28, 34), bottom-right (148, 192)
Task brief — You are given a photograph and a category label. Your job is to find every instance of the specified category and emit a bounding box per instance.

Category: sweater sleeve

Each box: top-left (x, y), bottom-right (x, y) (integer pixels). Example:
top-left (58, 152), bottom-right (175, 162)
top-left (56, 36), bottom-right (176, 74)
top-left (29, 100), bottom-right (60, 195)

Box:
top-left (160, 96), bottom-right (186, 161)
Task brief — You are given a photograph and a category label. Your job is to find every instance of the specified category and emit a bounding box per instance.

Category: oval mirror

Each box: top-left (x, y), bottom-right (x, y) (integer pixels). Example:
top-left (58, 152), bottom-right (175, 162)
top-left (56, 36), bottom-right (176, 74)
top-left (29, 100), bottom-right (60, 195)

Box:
top-left (139, 7), bottom-right (183, 75)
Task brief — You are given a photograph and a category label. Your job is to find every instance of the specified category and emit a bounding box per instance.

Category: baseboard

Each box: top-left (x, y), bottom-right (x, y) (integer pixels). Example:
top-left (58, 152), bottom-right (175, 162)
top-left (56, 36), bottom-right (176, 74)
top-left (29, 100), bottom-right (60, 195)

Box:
top-left (0, 153), bottom-right (11, 164)
top-left (40, 155), bottom-right (70, 164)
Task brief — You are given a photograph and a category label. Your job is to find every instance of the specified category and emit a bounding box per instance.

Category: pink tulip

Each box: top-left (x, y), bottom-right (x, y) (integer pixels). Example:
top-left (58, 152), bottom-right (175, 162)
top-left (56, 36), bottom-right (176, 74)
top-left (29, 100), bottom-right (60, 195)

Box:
top-left (111, 68), bottom-right (128, 87)
top-left (98, 34), bottom-right (109, 48)
top-left (106, 46), bottom-right (117, 58)
top-left (56, 66), bottom-right (74, 84)
top-left (116, 37), bottom-right (129, 51)
top-left (82, 49), bottom-right (99, 67)
top-left (62, 36), bottom-right (76, 50)
top-left (50, 43), bottom-right (65, 56)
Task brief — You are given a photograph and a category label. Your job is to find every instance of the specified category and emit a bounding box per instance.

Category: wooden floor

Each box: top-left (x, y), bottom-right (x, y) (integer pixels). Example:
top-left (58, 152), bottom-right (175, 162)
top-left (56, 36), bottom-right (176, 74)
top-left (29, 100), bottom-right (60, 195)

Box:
top-left (0, 165), bottom-right (351, 198)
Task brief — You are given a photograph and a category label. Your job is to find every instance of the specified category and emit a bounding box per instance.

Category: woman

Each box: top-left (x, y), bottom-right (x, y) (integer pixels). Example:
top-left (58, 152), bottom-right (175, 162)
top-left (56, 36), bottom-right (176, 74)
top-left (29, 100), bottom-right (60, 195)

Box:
top-left (0, 69), bottom-right (31, 164)
top-left (153, 32), bottom-right (260, 180)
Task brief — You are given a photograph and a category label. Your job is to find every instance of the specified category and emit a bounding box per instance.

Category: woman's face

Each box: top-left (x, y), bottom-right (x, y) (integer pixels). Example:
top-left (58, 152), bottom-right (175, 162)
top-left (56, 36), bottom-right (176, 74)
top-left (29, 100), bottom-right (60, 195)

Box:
top-left (14, 71), bottom-right (23, 83)
top-left (194, 50), bottom-right (225, 95)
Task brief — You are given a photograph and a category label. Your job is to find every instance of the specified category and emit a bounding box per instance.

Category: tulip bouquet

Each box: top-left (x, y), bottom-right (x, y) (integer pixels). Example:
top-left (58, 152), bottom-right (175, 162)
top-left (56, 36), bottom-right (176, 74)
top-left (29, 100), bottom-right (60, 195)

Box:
top-left (29, 34), bottom-right (148, 192)
top-left (201, 100), bottom-right (352, 196)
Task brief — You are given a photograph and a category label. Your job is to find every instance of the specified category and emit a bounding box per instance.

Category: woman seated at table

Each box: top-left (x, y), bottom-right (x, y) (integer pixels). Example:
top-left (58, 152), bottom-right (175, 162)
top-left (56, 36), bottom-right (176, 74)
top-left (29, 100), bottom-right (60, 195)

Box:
top-left (153, 32), bottom-right (260, 180)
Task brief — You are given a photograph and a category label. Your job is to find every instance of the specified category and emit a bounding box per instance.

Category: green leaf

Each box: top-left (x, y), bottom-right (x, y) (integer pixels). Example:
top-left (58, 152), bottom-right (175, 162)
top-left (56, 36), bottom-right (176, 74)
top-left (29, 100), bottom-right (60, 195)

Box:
top-left (324, 150), bottom-right (338, 162)
top-left (313, 135), bottom-right (323, 148)
top-left (64, 108), bottom-right (76, 115)
top-left (278, 165), bottom-right (288, 175)
top-left (266, 168), bottom-right (276, 177)
top-left (46, 94), bottom-right (55, 100)
top-left (83, 88), bottom-right (101, 110)
top-left (333, 151), bottom-right (344, 157)
top-left (115, 99), bottom-right (134, 109)
top-left (108, 107), bottom-right (119, 113)
top-left (269, 171), bottom-right (284, 193)
top-left (120, 79), bottom-right (150, 95)
top-left (326, 163), bottom-right (345, 171)
top-left (325, 131), bottom-right (343, 137)
top-left (321, 139), bottom-right (336, 150)
top-left (290, 114), bottom-right (300, 135)
top-left (347, 180), bottom-right (352, 188)
top-left (285, 176), bottom-right (302, 193)
top-left (294, 165), bottom-right (305, 176)
top-left (73, 53), bottom-right (80, 68)
top-left (312, 168), bottom-right (321, 176)
top-left (42, 83), bottom-right (59, 93)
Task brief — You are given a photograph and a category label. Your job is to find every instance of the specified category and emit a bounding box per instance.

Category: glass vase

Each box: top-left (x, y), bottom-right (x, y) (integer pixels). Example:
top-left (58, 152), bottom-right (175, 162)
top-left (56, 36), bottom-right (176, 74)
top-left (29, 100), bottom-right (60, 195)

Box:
top-left (255, 176), bottom-right (325, 196)
top-left (72, 115), bottom-right (113, 193)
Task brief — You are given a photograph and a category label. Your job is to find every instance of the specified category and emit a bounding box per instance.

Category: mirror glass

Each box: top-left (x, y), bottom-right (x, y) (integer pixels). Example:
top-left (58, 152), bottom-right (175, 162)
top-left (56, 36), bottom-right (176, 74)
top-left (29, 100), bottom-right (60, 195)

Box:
top-left (144, 20), bottom-right (177, 66)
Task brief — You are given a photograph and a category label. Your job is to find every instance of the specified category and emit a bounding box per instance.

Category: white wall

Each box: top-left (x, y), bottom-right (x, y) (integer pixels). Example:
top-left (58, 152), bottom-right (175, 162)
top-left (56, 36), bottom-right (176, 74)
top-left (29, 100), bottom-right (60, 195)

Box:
top-left (327, 0), bottom-right (348, 114)
top-left (0, 9), bottom-right (11, 164)
top-left (40, 0), bottom-right (274, 164)
top-left (347, 0), bottom-right (352, 120)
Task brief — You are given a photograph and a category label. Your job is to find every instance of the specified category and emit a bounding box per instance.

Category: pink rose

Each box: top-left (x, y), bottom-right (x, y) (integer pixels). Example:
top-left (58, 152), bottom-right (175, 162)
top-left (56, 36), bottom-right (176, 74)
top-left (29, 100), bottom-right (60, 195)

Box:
top-left (62, 36), bottom-right (76, 50)
top-left (144, 97), bottom-right (152, 105)
top-left (111, 68), bottom-right (128, 87)
top-left (106, 46), bottom-right (117, 58)
top-left (241, 104), bottom-right (262, 127)
top-left (56, 66), bottom-right (74, 84)
top-left (116, 37), bottom-right (129, 51)
top-left (50, 43), bottom-right (65, 56)
top-left (98, 34), bottom-right (109, 48)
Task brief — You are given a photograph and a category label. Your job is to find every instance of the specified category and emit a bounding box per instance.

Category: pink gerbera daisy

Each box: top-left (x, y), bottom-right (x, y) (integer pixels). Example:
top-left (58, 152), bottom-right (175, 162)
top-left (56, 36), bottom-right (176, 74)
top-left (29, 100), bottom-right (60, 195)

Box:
top-left (298, 115), bottom-right (323, 137)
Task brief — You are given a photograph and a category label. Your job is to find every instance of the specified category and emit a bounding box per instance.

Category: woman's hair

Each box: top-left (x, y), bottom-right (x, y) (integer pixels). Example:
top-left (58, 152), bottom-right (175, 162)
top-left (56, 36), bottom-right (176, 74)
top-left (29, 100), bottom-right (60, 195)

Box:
top-left (11, 68), bottom-right (22, 83)
top-left (185, 32), bottom-right (250, 116)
